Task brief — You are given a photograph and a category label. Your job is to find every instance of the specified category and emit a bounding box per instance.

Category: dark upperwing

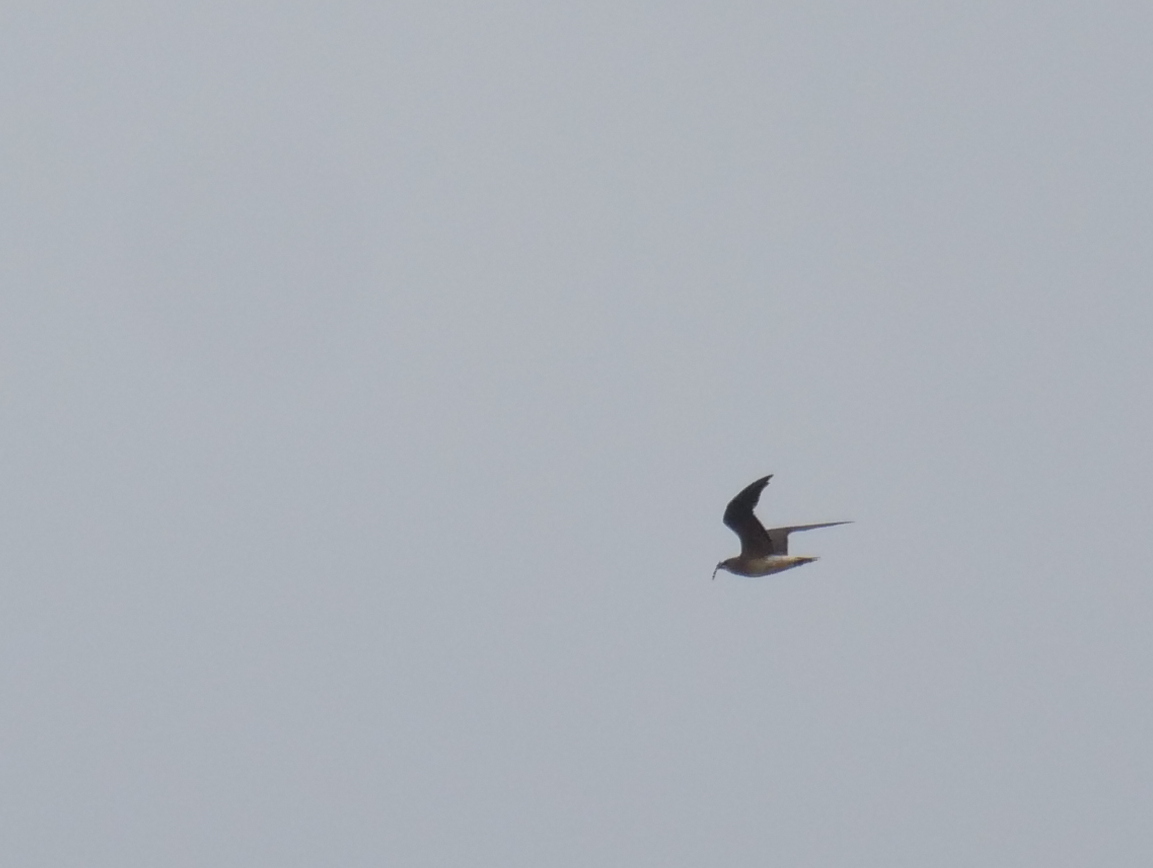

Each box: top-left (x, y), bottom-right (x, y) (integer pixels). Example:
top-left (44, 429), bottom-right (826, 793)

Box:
top-left (765, 522), bottom-right (853, 555)
top-left (722, 475), bottom-right (775, 558)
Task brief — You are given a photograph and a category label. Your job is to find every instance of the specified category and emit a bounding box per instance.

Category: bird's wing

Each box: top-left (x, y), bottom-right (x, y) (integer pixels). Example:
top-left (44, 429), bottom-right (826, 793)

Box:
top-left (765, 521), bottom-right (852, 555)
top-left (723, 475), bottom-right (776, 558)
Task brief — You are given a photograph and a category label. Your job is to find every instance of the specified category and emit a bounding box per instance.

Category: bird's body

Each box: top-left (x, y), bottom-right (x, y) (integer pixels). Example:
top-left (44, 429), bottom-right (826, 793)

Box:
top-left (713, 475), bottom-right (849, 580)
top-left (717, 553), bottom-right (819, 578)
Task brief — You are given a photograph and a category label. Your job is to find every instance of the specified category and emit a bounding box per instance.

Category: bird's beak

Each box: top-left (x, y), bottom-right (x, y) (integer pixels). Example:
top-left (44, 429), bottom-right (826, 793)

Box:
top-left (711, 564), bottom-right (720, 580)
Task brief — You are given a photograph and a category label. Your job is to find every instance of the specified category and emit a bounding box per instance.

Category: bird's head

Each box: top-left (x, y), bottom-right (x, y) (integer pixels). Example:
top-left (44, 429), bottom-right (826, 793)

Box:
top-left (712, 559), bottom-right (733, 580)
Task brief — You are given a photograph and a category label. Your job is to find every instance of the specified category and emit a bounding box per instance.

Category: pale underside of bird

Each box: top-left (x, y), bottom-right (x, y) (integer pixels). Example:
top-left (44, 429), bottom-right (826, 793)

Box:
top-left (713, 474), bottom-right (850, 579)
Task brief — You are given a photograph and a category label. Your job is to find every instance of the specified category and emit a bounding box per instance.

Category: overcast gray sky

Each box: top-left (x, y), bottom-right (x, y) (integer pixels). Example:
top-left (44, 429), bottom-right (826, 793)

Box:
top-left (4, 2), bottom-right (1152, 865)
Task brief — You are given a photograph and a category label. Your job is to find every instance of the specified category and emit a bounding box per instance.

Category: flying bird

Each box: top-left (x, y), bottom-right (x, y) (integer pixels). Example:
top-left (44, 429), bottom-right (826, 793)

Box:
top-left (713, 475), bottom-right (850, 580)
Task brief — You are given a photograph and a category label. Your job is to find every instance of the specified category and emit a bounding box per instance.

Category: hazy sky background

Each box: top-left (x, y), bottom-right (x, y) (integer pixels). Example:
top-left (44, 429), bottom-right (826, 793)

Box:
top-left (4, 2), bottom-right (1152, 865)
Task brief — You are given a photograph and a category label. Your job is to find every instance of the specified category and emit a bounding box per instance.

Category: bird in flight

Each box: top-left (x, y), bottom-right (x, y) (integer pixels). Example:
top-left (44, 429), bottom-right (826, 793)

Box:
top-left (713, 475), bottom-right (850, 580)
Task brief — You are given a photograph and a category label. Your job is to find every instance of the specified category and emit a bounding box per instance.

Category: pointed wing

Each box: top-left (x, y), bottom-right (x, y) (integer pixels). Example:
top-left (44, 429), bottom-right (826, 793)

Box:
top-left (722, 475), bottom-right (775, 558)
top-left (765, 521), bottom-right (852, 555)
